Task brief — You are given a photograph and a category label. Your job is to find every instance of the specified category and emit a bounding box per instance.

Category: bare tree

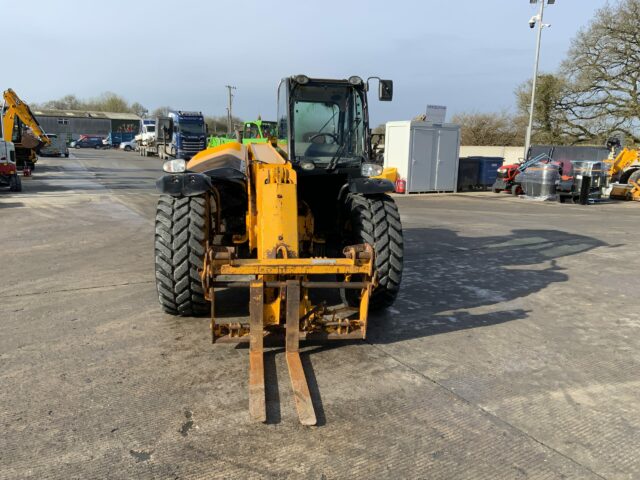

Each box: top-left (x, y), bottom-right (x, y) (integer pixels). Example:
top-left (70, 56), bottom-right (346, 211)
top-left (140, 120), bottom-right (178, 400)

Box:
top-left (205, 115), bottom-right (242, 135)
top-left (130, 102), bottom-right (147, 118)
top-left (451, 111), bottom-right (524, 146)
top-left (560, 0), bottom-right (640, 143)
top-left (36, 93), bottom-right (145, 117)
top-left (37, 94), bottom-right (83, 110)
top-left (151, 106), bottom-right (172, 118)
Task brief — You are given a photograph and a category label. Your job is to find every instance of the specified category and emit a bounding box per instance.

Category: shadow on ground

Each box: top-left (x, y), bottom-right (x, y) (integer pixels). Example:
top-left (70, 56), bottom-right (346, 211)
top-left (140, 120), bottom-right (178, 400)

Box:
top-left (198, 226), bottom-right (609, 424)
top-left (368, 227), bottom-right (610, 343)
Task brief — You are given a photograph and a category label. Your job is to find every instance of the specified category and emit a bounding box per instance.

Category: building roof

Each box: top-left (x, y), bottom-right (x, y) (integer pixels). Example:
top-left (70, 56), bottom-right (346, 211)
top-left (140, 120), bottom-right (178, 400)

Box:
top-left (33, 109), bottom-right (141, 121)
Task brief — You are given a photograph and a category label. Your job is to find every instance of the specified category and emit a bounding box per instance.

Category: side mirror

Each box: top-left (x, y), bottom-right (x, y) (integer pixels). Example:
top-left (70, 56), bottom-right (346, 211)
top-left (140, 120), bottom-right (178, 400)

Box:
top-left (379, 80), bottom-right (393, 101)
top-left (157, 117), bottom-right (172, 141)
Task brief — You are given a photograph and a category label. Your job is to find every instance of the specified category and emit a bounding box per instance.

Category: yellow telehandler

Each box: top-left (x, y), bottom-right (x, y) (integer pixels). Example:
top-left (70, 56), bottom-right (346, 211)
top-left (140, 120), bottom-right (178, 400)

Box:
top-left (154, 75), bottom-right (402, 424)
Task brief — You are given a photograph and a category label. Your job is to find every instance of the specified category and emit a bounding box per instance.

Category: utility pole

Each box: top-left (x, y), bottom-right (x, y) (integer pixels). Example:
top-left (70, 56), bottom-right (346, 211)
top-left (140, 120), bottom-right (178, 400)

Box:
top-left (524, 0), bottom-right (554, 158)
top-left (225, 85), bottom-right (237, 134)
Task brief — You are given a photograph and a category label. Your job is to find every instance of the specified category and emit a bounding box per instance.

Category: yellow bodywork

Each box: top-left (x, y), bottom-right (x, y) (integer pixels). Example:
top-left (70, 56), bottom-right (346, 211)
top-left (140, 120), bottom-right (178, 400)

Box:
top-left (606, 148), bottom-right (639, 178)
top-left (605, 148), bottom-right (640, 201)
top-left (194, 141), bottom-right (375, 425)
top-left (374, 166), bottom-right (398, 184)
top-left (2, 89), bottom-right (50, 164)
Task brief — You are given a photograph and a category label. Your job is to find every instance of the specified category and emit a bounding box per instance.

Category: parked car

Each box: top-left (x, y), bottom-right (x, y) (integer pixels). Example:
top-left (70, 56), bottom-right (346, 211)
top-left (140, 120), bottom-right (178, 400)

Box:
top-left (71, 136), bottom-right (105, 149)
top-left (40, 134), bottom-right (70, 157)
top-left (119, 139), bottom-right (137, 152)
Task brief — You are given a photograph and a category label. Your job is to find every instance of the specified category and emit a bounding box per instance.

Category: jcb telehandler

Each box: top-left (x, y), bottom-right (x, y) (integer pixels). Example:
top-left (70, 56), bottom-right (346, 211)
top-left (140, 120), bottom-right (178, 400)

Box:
top-left (154, 75), bottom-right (403, 425)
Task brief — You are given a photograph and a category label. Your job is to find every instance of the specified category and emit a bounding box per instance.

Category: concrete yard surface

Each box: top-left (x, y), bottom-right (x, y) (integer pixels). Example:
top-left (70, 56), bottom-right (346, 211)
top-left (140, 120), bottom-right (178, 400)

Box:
top-left (1, 150), bottom-right (639, 479)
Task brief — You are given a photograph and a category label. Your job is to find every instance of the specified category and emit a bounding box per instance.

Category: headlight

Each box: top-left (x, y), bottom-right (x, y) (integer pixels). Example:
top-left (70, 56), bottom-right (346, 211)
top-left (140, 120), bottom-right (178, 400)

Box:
top-left (163, 159), bottom-right (186, 173)
top-left (361, 163), bottom-right (383, 177)
top-left (294, 74), bottom-right (310, 84)
top-left (348, 76), bottom-right (363, 86)
top-left (300, 161), bottom-right (315, 171)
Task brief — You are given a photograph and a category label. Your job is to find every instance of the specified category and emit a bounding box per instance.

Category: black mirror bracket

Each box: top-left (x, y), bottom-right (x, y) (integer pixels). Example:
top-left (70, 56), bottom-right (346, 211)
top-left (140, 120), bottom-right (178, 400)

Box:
top-left (366, 77), bottom-right (393, 101)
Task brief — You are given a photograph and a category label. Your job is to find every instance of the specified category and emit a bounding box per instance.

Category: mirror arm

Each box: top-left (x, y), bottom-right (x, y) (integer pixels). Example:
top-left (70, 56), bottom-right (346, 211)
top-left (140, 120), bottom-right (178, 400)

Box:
top-left (366, 76), bottom-right (381, 92)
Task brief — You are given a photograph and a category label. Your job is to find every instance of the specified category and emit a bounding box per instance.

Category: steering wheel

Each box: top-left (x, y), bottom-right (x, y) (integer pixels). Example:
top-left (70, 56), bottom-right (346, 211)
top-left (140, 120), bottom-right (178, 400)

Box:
top-left (309, 132), bottom-right (338, 144)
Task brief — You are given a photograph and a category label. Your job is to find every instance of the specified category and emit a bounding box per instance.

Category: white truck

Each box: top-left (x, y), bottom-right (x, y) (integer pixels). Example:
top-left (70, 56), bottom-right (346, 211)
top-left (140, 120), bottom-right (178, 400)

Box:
top-left (0, 138), bottom-right (20, 191)
top-left (135, 119), bottom-right (156, 153)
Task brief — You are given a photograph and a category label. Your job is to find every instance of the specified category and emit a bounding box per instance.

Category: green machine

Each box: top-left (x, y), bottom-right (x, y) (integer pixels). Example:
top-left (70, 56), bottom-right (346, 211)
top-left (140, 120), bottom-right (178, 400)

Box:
top-left (207, 119), bottom-right (277, 148)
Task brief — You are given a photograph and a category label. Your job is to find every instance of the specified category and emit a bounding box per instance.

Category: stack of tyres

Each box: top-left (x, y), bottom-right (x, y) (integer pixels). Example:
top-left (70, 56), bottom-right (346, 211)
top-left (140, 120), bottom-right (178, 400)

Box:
top-left (520, 163), bottom-right (559, 199)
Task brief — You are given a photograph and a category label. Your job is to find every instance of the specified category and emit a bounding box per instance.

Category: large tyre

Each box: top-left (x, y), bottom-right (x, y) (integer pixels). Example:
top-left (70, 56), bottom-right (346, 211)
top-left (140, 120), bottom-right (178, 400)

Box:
top-left (9, 174), bottom-right (21, 192)
top-left (342, 193), bottom-right (403, 310)
top-left (628, 169), bottom-right (640, 185)
top-left (155, 195), bottom-right (209, 316)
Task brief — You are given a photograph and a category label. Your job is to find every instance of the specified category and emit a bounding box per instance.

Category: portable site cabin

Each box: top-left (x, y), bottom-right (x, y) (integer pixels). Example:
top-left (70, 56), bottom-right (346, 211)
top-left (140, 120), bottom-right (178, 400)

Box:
top-left (384, 121), bottom-right (461, 193)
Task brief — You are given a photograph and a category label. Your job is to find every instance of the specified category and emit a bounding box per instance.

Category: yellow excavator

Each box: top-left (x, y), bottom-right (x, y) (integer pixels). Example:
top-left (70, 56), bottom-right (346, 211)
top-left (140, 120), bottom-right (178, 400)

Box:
top-left (606, 147), bottom-right (640, 201)
top-left (2, 88), bottom-right (50, 171)
top-left (154, 75), bottom-right (402, 425)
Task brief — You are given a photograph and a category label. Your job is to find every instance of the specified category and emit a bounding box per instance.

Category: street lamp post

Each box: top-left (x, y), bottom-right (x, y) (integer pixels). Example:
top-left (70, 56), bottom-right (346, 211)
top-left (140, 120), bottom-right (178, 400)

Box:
top-left (524, 0), bottom-right (555, 158)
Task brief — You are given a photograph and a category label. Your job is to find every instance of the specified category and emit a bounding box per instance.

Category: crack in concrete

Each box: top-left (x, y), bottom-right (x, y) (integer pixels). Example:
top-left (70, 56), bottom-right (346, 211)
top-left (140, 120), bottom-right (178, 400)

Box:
top-left (0, 280), bottom-right (154, 300)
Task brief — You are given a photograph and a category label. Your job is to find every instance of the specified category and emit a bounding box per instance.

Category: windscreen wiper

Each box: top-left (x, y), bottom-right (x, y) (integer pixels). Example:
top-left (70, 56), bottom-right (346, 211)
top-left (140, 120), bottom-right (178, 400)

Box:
top-left (327, 117), bottom-right (361, 171)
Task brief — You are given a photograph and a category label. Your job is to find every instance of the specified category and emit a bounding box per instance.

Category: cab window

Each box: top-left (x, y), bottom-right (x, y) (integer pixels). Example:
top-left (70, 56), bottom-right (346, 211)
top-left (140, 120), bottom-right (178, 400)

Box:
top-left (244, 123), bottom-right (261, 139)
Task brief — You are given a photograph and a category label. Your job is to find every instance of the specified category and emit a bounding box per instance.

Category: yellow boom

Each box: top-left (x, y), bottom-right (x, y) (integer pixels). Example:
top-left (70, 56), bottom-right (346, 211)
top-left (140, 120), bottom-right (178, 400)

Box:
top-left (2, 88), bottom-right (50, 167)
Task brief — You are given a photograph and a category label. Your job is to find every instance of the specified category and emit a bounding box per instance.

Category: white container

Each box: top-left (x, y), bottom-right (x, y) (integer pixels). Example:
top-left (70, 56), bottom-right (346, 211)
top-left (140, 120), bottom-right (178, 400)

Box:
top-left (384, 121), bottom-right (460, 193)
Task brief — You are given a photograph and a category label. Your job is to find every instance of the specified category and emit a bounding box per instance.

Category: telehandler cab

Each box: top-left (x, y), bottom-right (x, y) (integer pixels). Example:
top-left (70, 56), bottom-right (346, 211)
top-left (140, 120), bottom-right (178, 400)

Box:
top-left (154, 75), bottom-right (403, 424)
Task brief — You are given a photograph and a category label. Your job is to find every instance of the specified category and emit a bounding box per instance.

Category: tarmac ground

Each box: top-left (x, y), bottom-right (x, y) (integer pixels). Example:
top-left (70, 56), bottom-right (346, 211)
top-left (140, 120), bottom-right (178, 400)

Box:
top-left (1, 149), bottom-right (639, 479)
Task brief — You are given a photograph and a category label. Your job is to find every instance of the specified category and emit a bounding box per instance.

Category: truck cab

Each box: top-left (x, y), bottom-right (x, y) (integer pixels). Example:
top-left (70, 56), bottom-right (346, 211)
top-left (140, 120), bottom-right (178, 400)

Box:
top-left (243, 120), bottom-right (277, 142)
top-left (135, 119), bottom-right (156, 147)
top-left (159, 111), bottom-right (206, 160)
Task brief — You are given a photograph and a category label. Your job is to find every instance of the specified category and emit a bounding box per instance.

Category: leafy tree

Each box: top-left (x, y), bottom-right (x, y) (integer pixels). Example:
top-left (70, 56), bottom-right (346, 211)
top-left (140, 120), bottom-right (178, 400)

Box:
top-left (515, 73), bottom-right (571, 144)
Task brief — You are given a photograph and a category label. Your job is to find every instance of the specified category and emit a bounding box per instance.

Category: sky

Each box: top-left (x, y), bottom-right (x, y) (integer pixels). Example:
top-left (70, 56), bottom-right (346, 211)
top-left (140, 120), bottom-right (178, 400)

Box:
top-left (2, 0), bottom-right (607, 125)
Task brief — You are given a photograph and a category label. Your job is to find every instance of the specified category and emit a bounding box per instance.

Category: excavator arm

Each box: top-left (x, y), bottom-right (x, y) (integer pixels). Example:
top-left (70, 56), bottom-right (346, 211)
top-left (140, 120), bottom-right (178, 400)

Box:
top-left (608, 148), bottom-right (638, 179)
top-left (2, 88), bottom-right (50, 146)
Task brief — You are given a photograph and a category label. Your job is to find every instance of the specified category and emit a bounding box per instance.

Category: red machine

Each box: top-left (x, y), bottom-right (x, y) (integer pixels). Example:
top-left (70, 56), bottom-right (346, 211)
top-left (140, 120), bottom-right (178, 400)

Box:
top-left (492, 153), bottom-right (552, 195)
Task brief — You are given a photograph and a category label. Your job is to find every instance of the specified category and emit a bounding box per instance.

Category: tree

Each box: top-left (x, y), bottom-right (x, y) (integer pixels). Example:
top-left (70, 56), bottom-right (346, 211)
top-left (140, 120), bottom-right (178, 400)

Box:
top-left (86, 92), bottom-right (130, 112)
top-left (560, 0), bottom-right (640, 144)
top-left (38, 94), bottom-right (83, 110)
top-left (515, 73), bottom-right (571, 144)
top-left (151, 106), bottom-right (172, 118)
top-left (372, 124), bottom-right (386, 134)
top-left (130, 102), bottom-right (147, 118)
top-left (36, 92), bottom-right (144, 116)
top-left (451, 111), bottom-right (524, 146)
